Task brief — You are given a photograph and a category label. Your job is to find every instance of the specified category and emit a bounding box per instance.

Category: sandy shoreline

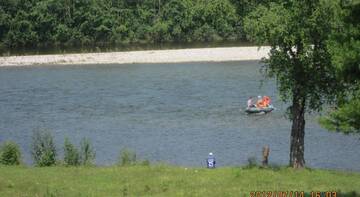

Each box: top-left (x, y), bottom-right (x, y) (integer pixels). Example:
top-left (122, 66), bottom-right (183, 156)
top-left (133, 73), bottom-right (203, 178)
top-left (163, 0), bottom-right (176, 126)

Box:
top-left (0, 46), bottom-right (270, 67)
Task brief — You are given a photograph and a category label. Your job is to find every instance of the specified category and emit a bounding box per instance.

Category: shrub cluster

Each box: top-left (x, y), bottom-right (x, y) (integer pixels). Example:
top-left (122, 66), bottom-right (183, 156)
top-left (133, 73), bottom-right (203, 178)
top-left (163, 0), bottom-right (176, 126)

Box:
top-left (63, 137), bottom-right (96, 166)
top-left (117, 148), bottom-right (151, 166)
top-left (30, 129), bottom-right (96, 167)
top-left (63, 138), bottom-right (80, 166)
top-left (0, 141), bottom-right (21, 165)
top-left (31, 129), bottom-right (57, 167)
top-left (1, 129), bottom-right (149, 167)
top-left (118, 149), bottom-right (137, 166)
top-left (79, 138), bottom-right (96, 166)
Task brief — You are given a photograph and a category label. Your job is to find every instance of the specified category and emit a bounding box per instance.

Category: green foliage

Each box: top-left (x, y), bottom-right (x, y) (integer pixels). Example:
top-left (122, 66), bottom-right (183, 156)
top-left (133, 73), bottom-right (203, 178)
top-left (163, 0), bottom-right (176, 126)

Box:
top-left (0, 0), bottom-right (246, 48)
top-left (150, 20), bottom-right (171, 42)
top-left (244, 1), bottom-right (343, 111)
top-left (118, 149), bottom-right (137, 166)
top-left (63, 138), bottom-right (80, 166)
top-left (243, 156), bottom-right (258, 169)
top-left (328, 1), bottom-right (360, 84)
top-left (79, 137), bottom-right (95, 166)
top-left (320, 92), bottom-right (360, 134)
top-left (140, 159), bottom-right (150, 166)
top-left (244, 0), bottom-right (344, 167)
top-left (0, 141), bottom-right (21, 165)
top-left (193, 24), bottom-right (219, 42)
top-left (319, 2), bottom-right (360, 134)
top-left (191, 0), bottom-right (237, 41)
top-left (162, 0), bottom-right (194, 41)
top-left (31, 129), bottom-right (57, 167)
top-left (53, 24), bottom-right (73, 44)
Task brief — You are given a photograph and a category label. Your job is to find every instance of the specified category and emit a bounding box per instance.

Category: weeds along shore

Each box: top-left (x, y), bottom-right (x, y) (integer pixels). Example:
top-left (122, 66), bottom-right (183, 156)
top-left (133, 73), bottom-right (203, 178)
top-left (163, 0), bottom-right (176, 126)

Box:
top-left (1, 130), bottom-right (360, 196)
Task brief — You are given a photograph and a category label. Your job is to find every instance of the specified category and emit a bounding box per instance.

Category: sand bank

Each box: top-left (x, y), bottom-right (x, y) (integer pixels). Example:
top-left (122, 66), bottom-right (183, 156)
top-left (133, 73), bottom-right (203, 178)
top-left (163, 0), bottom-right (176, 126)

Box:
top-left (0, 46), bottom-right (270, 67)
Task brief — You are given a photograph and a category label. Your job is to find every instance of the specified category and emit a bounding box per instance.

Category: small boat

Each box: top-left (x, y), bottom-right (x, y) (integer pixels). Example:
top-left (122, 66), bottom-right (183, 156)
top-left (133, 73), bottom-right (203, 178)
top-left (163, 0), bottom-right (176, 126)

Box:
top-left (245, 105), bottom-right (274, 114)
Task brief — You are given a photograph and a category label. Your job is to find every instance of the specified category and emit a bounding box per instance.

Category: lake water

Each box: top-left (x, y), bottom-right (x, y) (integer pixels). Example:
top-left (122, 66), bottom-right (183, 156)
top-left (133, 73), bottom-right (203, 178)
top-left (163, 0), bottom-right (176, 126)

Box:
top-left (0, 61), bottom-right (359, 171)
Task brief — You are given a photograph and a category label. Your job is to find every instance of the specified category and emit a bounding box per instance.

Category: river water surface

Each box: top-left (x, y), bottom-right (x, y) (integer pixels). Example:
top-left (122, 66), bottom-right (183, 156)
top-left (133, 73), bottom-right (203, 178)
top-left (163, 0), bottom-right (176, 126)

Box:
top-left (0, 61), bottom-right (359, 171)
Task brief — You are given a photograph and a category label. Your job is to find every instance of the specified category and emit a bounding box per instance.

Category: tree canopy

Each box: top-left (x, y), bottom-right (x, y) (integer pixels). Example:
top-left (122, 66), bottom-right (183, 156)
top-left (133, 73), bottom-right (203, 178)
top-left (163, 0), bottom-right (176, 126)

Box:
top-left (244, 0), bottom-right (343, 168)
top-left (0, 0), bottom-right (280, 50)
top-left (319, 1), bottom-right (360, 134)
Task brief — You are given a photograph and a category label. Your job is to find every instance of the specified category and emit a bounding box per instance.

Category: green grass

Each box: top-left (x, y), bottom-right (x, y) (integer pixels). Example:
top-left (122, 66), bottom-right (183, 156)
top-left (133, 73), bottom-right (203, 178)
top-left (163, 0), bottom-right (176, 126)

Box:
top-left (0, 165), bottom-right (359, 196)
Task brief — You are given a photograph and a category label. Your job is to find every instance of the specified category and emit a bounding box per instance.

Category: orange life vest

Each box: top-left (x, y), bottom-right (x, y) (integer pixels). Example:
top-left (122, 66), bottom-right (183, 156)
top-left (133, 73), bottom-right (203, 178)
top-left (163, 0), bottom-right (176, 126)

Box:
top-left (262, 96), bottom-right (271, 107)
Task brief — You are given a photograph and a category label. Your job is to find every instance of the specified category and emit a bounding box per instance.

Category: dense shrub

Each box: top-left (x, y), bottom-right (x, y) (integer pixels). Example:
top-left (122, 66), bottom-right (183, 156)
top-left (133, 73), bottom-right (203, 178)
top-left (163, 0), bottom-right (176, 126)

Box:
top-left (243, 156), bottom-right (258, 169)
top-left (118, 149), bottom-right (137, 166)
top-left (0, 141), bottom-right (21, 165)
top-left (63, 138), bottom-right (80, 166)
top-left (80, 137), bottom-right (95, 166)
top-left (31, 129), bottom-right (57, 167)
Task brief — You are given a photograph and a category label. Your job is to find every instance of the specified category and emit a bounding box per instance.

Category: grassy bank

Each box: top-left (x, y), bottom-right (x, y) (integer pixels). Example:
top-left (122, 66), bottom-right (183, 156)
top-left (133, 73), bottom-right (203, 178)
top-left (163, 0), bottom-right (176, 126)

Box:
top-left (0, 165), bottom-right (359, 196)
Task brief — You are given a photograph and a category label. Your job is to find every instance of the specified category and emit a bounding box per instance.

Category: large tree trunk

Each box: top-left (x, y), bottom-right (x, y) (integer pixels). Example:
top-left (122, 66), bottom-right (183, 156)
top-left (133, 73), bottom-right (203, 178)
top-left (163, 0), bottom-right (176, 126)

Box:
top-left (289, 94), bottom-right (306, 168)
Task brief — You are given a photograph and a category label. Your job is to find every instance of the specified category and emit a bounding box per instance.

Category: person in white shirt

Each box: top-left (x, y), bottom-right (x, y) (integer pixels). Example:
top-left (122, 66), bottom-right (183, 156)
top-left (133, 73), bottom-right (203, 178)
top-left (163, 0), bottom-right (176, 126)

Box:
top-left (247, 96), bottom-right (254, 108)
top-left (206, 152), bottom-right (216, 168)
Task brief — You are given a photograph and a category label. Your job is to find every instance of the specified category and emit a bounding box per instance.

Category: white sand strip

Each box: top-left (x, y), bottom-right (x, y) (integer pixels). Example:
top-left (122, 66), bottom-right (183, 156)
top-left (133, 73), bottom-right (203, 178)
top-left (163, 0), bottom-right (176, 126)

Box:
top-left (0, 46), bottom-right (270, 67)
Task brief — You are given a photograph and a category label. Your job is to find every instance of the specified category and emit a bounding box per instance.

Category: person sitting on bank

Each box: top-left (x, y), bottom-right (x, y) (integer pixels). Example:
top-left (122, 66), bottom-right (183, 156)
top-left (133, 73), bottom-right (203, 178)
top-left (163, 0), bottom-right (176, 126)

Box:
top-left (206, 152), bottom-right (216, 168)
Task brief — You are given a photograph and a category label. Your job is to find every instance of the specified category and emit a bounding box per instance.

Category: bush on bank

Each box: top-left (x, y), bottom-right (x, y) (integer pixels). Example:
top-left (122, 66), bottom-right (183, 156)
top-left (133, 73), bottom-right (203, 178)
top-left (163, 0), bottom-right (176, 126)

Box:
top-left (4, 129), bottom-right (146, 167)
top-left (63, 138), bottom-right (80, 166)
top-left (31, 129), bottom-right (57, 167)
top-left (79, 137), bottom-right (96, 166)
top-left (0, 141), bottom-right (21, 165)
top-left (63, 137), bottom-right (96, 166)
top-left (118, 148), bottom-right (137, 166)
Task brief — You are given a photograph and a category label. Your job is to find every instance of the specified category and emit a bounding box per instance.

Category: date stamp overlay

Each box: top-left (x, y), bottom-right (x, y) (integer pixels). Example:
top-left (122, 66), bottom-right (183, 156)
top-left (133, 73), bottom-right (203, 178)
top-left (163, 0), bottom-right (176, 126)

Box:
top-left (250, 191), bottom-right (337, 197)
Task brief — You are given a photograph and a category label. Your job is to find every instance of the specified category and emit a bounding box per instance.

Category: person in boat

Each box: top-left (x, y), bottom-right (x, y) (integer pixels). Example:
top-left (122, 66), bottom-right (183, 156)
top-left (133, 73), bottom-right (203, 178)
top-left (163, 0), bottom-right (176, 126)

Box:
top-left (256, 96), bottom-right (272, 108)
top-left (262, 96), bottom-right (271, 107)
top-left (247, 97), bottom-right (255, 108)
top-left (256, 95), bottom-right (265, 108)
top-left (206, 152), bottom-right (216, 168)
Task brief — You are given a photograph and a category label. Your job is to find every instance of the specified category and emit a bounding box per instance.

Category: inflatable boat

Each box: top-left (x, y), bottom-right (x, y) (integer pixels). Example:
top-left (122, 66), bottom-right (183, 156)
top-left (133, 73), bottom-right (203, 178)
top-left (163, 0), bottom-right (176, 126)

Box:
top-left (245, 105), bottom-right (274, 114)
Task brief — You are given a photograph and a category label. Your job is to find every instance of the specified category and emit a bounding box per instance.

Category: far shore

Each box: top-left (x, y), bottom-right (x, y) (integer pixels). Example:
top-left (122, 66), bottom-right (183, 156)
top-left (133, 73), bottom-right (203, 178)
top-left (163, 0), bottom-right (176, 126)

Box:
top-left (0, 46), bottom-right (270, 67)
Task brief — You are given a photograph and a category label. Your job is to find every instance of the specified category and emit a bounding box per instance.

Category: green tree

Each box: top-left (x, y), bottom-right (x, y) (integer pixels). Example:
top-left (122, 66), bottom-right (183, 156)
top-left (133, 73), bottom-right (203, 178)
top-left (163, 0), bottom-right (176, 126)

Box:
top-left (319, 91), bottom-right (360, 134)
top-left (319, 1), bottom-right (360, 134)
top-left (193, 23), bottom-right (218, 42)
top-left (63, 137), bottom-right (80, 166)
top-left (162, 0), bottom-right (194, 41)
top-left (80, 137), bottom-right (95, 166)
top-left (0, 141), bottom-right (22, 165)
top-left (244, 0), bottom-right (342, 168)
top-left (0, 8), bottom-right (10, 43)
top-left (53, 24), bottom-right (73, 43)
top-left (192, 0), bottom-right (238, 41)
top-left (6, 12), bottom-right (39, 47)
top-left (203, 0), bottom-right (238, 39)
top-left (31, 129), bottom-right (57, 167)
top-left (0, 0), bottom-right (256, 49)
top-left (118, 148), bottom-right (137, 166)
top-left (151, 20), bottom-right (170, 42)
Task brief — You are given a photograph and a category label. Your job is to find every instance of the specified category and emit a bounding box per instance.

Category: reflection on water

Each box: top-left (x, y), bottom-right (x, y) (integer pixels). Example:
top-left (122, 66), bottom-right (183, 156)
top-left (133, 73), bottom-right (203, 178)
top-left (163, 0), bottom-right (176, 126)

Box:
top-left (0, 61), bottom-right (359, 171)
